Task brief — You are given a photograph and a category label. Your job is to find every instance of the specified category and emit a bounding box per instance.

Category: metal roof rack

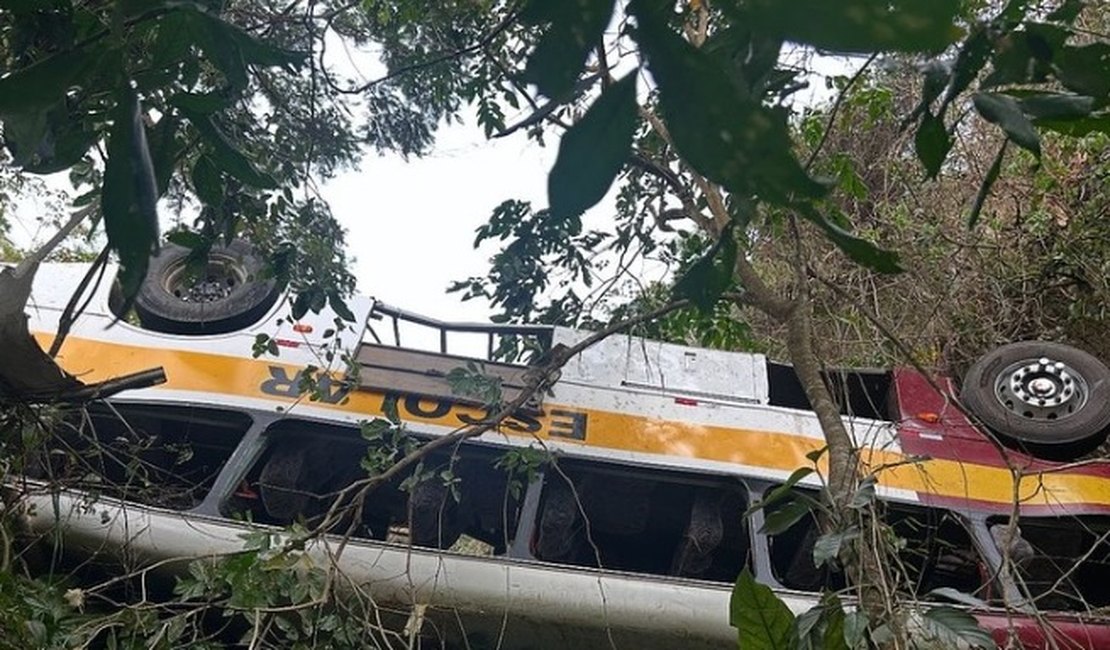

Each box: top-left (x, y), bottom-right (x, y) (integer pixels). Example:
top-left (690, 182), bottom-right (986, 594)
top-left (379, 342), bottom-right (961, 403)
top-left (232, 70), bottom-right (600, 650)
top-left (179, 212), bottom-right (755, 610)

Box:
top-left (365, 300), bottom-right (555, 360)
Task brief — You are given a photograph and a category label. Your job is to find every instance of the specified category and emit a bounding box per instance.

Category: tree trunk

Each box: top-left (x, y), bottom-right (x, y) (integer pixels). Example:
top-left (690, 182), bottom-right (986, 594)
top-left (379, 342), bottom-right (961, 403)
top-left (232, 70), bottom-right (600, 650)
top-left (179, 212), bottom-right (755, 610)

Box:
top-left (733, 248), bottom-right (897, 642)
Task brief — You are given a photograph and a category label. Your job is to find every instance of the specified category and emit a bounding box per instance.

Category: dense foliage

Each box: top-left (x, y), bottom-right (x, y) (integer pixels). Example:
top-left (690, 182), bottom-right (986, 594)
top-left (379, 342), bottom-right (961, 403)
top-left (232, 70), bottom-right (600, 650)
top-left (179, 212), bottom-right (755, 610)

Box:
top-left (1, 0), bottom-right (1109, 648)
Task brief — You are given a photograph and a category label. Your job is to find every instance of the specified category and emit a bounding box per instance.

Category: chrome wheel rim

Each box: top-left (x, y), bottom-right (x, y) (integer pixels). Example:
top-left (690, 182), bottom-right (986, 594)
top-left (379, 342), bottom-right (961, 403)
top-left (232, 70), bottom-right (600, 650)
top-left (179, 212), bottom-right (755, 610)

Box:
top-left (994, 357), bottom-right (1089, 422)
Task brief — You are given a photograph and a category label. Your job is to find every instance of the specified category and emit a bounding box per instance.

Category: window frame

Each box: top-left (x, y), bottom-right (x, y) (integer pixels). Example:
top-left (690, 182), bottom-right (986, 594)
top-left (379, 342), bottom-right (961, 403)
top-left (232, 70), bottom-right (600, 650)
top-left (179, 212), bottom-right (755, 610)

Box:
top-left (521, 455), bottom-right (755, 584)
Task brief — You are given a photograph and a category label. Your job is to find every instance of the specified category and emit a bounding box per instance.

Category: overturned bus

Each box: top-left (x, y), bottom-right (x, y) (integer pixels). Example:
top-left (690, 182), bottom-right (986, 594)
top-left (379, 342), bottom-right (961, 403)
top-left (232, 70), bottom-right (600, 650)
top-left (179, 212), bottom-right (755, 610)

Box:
top-left (11, 245), bottom-right (1110, 649)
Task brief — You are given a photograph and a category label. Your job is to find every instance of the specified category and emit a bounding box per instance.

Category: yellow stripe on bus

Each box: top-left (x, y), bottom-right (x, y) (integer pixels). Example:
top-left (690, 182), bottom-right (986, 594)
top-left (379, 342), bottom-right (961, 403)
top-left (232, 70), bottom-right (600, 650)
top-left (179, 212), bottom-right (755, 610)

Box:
top-left (42, 334), bottom-right (1110, 511)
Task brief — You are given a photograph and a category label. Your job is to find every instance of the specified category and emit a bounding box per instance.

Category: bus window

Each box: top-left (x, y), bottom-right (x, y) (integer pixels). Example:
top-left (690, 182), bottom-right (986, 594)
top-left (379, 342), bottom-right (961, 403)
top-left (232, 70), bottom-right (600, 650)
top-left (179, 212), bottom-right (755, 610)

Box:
top-left (766, 494), bottom-right (985, 599)
top-left (991, 516), bottom-right (1110, 612)
top-left (765, 363), bottom-right (894, 421)
top-left (886, 505), bottom-right (985, 598)
top-left (765, 502), bottom-right (846, 592)
top-left (532, 461), bottom-right (750, 582)
top-left (227, 422), bottom-right (525, 555)
top-left (34, 404), bottom-right (251, 511)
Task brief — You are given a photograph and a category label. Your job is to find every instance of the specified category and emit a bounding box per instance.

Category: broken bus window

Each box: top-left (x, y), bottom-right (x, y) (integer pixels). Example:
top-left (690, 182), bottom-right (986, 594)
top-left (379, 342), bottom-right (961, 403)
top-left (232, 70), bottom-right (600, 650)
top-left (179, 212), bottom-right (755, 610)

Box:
top-left (992, 516), bottom-right (1110, 612)
top-left (227, 420), bottom-right (525, 555)
top-left (766, 489), bottom-right (986, 599)
top-left (32, 403), bottom-right (250, 511)
top-left (532, 460), bottom-right (750, 583)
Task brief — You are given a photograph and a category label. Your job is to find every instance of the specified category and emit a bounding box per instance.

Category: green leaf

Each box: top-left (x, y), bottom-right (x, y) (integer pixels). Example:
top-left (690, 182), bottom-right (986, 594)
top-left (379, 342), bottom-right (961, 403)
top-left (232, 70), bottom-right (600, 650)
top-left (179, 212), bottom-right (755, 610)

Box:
top-left (927, 587), bottom-right (989, 609)
top-left (828, 154), bottom-right (866, 200)
top-left (117, 0), bottom-right (170, 18)
top-left (292, 288), bottom-right (327, 320)
top-left (982, 22), bottom-right (1070, 89)
top-left (1013, 92), bottom-right (1094, 120)
top-left (182, 10), bottom-right (248, 90)
top-left (1, 111), bottom-right (48, 168)
top-left (1047, 0), bottom-right (1085, 22)
top-left (191, 155), bottom-right (223, 205)
top-left (631, 2), bottom-right (824, 205)
top-left (151, 11), bottom-right (194, 69)
top-left (793, 606), bottom-right (824, 650)
top-left (170, 91), bottom-right (230, 114)
top-left (328, 291), bottom-right (356, 322)
top-left (738, 0), bottom-right (962, 54)
top-left (1034, 113), bottom-right (1110, 136)
top-left (671, 228), bottom-right (737, 314)
top-left (703, 26), bottom-right (784, 96)
top-left (812, 526), bottom-right (859, 568)
top-left (794, 595), bottom-right (849, 650)
top-left (760, 497), bottom-right (812, 535)
top-left (968, 141), bottom-right (1007, 228)
top-left (748, 467), bottom-right (814, 517)
top-left (181, 108), bottom-right (276, 188)
top-left (849, 475), bottom-right (877, 508)
top-left (310, 288), bottom-right (327, 313)
top-left (0, 43), bottom-right (113, 172)
top-left (0, 48), bottom-right (91, 114)
top-left (181, 8), bottom-right (305, 92)
top-left (292, 291), bottom-right (312, 320)
top-left (102, 84), bottom-right (159, 305)
top-left (16, 106), bottom-right (100, 174)
top-left (939, 27), bottom-right (990, 113)
top-left (25, 620), bottom-right (47, 645)
top-left (520, 0), bottom-right (615, 99)
top-left (920, 61), bottom-right (949, 109)
top-left (1055, 43), bottom-right (1110, 104)
top-left (730, 568), bottom-right (795, 650)
top-left (821, 596), bottom-right (849, 650)
top-left (167, 230), bottom-right (206, 249)
top-left (0, 0), bottom-right (56, 12)
top-left (226, 24), bottom-right (306, 70)
top-left (989, 0), bottom-right (1029, 27)
top-left (914, 111), bottom-right (951, 179)
top-left (797, 205), bottom-right (902, 274)
top-left (870, 623), bottom-right (895, 646)
top-left (548, 73), bottom-right (637, 219)
top-left (842, 611), bottom-right (869, 650)
top-left (920, 606), bottom-right (997, 649)
top-left (973, 92), bottom-right (1040, 157)
top-left (146, 114), bottom-right (180, 195)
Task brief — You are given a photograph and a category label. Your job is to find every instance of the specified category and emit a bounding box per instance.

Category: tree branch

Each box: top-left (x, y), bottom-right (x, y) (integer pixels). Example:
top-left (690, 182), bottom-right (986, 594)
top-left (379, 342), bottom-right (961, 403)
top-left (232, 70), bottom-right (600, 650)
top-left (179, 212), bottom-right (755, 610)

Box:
top-left (494, 73), bottom-right (601, 138)
top-left (13, 204), bottom-right (97, 280)
top-left (48, 245), bottom-right (111, 358)
top-left (330, 7), bottom-right (522, 95)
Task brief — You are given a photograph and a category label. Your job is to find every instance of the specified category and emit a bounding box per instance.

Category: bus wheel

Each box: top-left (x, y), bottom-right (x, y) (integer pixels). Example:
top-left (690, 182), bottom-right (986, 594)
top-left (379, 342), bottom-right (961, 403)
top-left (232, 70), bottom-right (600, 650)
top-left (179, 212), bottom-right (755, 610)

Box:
top-left (960, 341), bottom-right (1110, 451)
top-left (132, 240), bottom-right (280, 334)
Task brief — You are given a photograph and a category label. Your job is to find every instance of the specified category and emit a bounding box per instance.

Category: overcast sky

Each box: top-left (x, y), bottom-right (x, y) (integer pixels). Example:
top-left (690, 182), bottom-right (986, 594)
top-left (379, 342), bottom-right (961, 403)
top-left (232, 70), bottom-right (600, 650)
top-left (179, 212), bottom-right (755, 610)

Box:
top-left (320, 42), bottom-right (853, 326)
top-left (322, 120), bottom-right (556, 324)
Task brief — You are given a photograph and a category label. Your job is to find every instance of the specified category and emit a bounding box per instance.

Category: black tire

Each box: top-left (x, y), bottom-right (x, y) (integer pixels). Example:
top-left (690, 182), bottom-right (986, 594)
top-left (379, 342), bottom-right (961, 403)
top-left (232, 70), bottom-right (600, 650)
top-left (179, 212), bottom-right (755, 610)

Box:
top-left (132, 240), bottom-right (280, 335)
top-left (960, 341), bottom-right (1110, 448)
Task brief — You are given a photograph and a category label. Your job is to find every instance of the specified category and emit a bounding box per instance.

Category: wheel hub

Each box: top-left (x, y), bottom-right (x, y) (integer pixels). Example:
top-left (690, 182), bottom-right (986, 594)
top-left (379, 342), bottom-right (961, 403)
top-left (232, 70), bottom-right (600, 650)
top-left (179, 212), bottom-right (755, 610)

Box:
top-left (995, 357), bottom-right (1088, 422)
top-left (163, 256), bottom-right (244, 304)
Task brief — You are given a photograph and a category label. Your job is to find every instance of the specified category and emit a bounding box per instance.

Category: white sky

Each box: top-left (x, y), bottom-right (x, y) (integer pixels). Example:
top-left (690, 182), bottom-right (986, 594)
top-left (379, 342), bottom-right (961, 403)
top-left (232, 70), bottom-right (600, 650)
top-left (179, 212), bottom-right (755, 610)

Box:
top-left (320, 39), bottom-right (855, 326)
top-left (322, 119), bottom-right (556, 324)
